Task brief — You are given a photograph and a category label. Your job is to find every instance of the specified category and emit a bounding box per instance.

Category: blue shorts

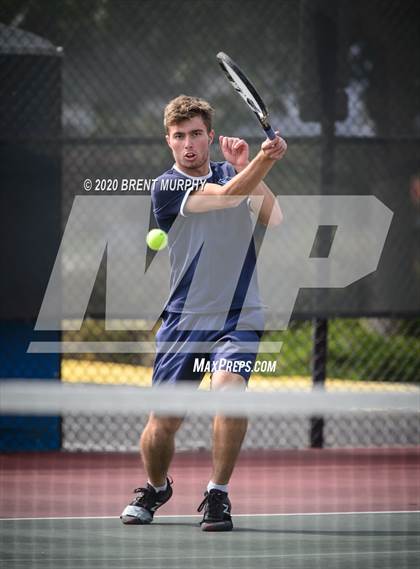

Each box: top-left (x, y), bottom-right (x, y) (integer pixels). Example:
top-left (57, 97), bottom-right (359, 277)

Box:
top-left (152, 308), bottom-right (265, 385)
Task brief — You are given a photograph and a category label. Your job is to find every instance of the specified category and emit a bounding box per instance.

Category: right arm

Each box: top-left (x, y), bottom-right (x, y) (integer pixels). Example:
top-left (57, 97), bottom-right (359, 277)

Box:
top-left (184, 136), bottom-right (286, 214)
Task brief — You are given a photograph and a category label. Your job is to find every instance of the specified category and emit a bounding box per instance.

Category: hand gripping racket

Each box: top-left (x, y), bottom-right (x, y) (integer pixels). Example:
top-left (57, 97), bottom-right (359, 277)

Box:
top-left (216, 51), bottom-right (276, 140)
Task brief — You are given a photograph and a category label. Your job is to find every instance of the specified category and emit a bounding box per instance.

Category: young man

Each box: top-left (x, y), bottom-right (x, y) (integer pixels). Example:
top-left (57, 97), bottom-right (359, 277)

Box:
top-left (120, 95), bottom-right (287, 531)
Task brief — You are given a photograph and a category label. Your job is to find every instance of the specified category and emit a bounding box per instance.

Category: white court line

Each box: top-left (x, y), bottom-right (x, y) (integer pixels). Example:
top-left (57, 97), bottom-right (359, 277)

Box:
top-left (3, 551), bottom-right (420, 561)
top-left (1, 510), bottom-right (419, 521)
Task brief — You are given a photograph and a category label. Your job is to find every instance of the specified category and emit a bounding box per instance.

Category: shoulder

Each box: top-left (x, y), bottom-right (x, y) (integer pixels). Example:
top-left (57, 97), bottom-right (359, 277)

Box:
top-left (152, 168), bottom-right (187, 206)
top-left (151, 167), bottom-right (191, 218)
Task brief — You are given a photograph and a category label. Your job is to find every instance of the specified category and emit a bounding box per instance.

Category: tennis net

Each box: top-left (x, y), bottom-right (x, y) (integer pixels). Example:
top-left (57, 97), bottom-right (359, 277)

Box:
top-left (1, 381), bottom-right (419, 569)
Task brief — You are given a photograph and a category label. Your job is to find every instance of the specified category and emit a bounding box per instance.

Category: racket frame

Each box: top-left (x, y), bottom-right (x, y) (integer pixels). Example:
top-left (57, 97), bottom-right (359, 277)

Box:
top-left (217, 51), bottom-right (276, 140)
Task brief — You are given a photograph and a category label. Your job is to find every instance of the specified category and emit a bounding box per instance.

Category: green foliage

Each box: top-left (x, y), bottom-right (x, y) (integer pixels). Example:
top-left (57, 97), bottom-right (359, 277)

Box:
top-left (261, 319), bottom-right (420, 382)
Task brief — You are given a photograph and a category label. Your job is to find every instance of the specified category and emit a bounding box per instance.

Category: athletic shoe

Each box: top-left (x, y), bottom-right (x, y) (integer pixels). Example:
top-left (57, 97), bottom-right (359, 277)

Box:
top-left (120, 477), bottom-right (173, 524)
top-left (197, 489), bottom-right (233, 531)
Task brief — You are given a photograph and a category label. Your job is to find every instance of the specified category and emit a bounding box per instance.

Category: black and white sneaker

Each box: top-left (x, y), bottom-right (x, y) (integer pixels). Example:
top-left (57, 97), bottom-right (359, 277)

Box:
top-left (120, 477), bottom-right (173, 524)
top-left (197, 489), bottom-right (233, 531)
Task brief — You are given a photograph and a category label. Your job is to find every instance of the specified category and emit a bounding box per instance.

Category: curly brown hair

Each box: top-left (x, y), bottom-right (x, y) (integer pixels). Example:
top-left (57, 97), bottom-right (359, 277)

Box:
top-left (164, 95), bottom-right (214, 133)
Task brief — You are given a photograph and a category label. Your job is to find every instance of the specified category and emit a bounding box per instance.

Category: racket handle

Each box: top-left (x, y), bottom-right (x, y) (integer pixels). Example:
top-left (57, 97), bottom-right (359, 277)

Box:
top-left (264, 126), bottom-right (276, 140)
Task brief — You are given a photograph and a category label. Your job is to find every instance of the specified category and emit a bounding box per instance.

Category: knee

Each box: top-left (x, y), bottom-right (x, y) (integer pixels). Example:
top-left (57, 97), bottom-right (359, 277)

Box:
top-left (147, 414), bottom-right (184, 437)
top-left (211, 371), bottom-right (247, 392)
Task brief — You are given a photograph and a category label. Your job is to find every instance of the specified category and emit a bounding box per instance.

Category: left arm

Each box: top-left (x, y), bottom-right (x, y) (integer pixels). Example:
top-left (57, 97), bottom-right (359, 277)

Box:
top-left (219, 135), bottom-right (285, 227)
top-left (250, 181), bottom-right (283, 227)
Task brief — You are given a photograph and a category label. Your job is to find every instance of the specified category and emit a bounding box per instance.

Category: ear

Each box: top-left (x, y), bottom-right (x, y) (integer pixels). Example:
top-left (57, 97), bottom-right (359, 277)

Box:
top-left (208, 129), bottom-right (215, 145)
top-left (165, 134), bottom-right (171, 148)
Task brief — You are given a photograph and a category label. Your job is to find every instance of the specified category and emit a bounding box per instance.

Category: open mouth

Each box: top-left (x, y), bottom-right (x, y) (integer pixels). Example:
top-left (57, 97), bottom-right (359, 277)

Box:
top-left (184, 153), bottom-right (196, 160)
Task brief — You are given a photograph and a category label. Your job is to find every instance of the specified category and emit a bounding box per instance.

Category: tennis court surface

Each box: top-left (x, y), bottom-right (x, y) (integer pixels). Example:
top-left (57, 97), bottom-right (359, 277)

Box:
top-left (2, 511), bottom-right (419, 569)
top-left (1, 383), bottom-right (419, 568)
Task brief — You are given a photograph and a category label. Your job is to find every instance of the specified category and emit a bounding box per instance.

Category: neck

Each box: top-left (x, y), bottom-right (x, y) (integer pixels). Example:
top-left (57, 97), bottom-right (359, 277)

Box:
top-left (174, 162), bottom-right (211, 178)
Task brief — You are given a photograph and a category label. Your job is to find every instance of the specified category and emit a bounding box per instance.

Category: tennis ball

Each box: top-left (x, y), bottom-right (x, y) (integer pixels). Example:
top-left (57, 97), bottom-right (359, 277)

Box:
top-left (146, 228), bottom-right (168, 251)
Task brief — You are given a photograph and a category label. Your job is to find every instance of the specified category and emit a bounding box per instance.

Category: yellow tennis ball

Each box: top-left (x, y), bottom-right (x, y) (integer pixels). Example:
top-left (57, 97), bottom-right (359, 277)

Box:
top-left (146, 228), bottom-right (168, 251)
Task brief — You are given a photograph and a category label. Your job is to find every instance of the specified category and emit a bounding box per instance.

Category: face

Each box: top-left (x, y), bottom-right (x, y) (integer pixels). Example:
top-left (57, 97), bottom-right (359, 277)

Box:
top-left (166, 115), bottom-right (214, 176)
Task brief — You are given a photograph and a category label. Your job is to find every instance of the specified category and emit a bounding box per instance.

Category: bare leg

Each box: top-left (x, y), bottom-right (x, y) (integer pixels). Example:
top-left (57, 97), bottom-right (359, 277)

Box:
top-left (140, 413), bottom-right (183, 487)
top-left (210, 372), bottom-right (248, 485)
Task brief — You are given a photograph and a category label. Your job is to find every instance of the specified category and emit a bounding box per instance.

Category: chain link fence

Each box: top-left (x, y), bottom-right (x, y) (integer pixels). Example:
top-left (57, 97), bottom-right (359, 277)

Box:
top-left (62, 409), bottom-right (420, 452)
top-left (1, 0), bottom-right (419, 417)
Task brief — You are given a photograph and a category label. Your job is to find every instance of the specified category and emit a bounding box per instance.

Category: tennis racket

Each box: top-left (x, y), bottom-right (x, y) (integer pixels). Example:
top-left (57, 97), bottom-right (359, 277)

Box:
top-left (216, 51), bottom-right (276, 140)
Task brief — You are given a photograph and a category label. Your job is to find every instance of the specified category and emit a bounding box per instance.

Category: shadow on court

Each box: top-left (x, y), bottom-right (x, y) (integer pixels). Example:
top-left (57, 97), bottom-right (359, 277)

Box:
top-left (232, 527), bottom-right (420, 536)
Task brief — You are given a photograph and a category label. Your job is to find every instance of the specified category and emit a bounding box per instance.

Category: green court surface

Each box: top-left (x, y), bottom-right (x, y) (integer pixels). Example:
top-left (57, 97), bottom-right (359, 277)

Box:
top-left (1, 512), bottom-right (419, 569)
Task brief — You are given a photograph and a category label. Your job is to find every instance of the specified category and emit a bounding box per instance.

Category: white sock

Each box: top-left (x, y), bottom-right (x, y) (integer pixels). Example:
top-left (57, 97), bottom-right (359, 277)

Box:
top-left (149, 480), bottom-right (167, 493)
top-left (207, 481), bottom-right (228, 494)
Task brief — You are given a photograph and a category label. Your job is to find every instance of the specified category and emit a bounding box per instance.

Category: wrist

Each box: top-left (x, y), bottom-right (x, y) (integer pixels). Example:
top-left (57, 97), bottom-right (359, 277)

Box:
top-left (256, 150), bottom-right (275, 164)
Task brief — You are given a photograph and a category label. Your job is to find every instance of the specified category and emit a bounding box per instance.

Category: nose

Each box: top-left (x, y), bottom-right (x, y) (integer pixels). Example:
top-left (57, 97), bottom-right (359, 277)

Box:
top-left (184, 135), bottom-right (193, 149)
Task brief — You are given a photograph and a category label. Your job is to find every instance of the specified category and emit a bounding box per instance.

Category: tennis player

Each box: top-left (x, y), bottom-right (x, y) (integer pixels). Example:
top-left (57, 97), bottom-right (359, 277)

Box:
top-left (121, 95), bottom-right (287, 531)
